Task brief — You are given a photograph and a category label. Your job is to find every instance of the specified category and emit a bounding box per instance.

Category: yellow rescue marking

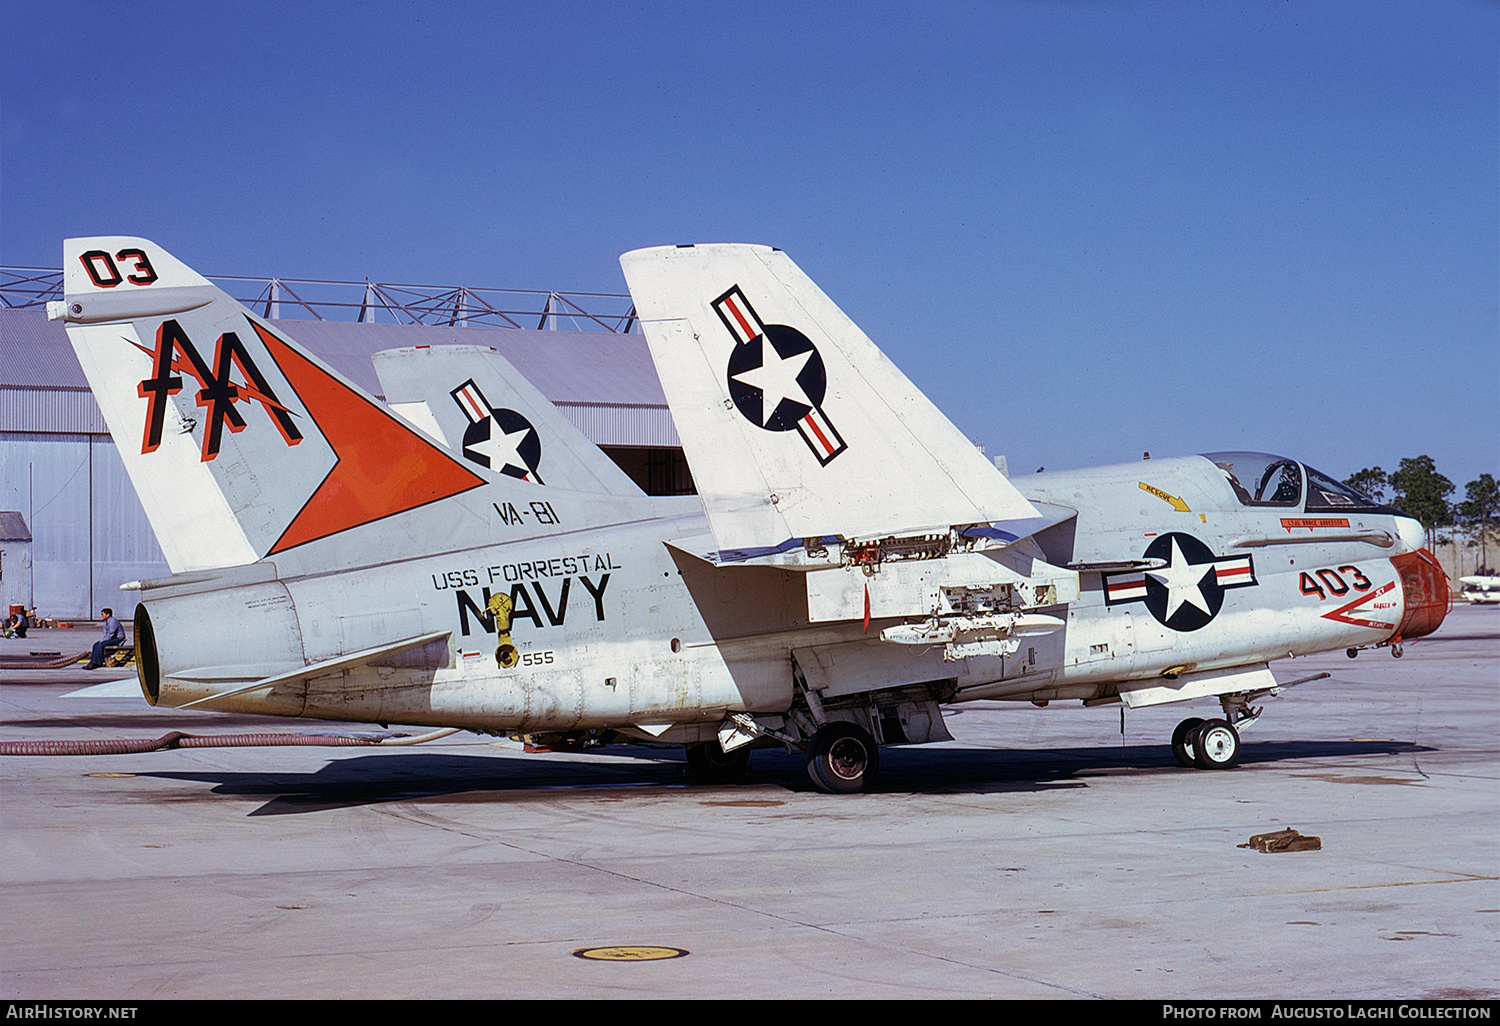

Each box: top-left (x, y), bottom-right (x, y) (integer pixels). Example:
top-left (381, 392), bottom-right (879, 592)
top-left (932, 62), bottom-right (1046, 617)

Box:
top-left (488, 591), bottom-right (518, 668)
top-left (87, 772), bottom-right (135, 777)
top-left (573, 946), bottom-right (689, 962)
top-left (1138, 481), bottom-right (1191, 512)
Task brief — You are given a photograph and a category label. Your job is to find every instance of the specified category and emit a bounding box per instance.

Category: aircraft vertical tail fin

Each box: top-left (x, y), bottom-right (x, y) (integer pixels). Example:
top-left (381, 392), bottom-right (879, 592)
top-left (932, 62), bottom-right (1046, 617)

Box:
top-left (54, 237), bottom-right (487, 574)
top-left (373, 345), bottom-right (645, 497)
top-left (619, 244), bottom-right (1037, 552)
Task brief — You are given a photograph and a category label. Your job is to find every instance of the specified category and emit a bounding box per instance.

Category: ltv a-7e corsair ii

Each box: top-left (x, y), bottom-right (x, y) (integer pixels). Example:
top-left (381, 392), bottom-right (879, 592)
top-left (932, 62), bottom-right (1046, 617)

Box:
top-left (53, 238), bottom-right (1450, 792)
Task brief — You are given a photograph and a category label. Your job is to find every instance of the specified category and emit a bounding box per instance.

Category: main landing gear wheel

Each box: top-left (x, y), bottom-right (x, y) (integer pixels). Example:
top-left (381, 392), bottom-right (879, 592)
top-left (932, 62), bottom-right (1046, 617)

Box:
top-left (1191, 719), bottom-right (1241, 770)
top-left (684, 740), bottom-right (751, 780)
top-left (1171, 717), bottom-right (1205, 768)
top-left (806, 722), bottom-right (880, 794)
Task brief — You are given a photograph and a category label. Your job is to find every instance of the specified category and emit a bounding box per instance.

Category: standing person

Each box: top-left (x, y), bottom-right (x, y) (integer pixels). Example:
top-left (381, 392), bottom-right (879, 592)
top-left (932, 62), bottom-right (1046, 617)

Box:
top-left (87, 608), bottom-right (125, 669)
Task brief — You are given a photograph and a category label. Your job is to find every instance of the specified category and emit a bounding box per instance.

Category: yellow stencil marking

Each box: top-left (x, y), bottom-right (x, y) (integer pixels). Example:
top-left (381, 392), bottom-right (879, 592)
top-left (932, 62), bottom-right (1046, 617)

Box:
top-left (1139, 481), bottom-right (1191, 512)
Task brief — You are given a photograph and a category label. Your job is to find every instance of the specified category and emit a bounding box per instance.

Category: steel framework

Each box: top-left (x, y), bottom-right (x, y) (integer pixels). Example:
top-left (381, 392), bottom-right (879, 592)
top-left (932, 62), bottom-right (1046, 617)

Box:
top-left (0, 266), bottom-right (638, 333)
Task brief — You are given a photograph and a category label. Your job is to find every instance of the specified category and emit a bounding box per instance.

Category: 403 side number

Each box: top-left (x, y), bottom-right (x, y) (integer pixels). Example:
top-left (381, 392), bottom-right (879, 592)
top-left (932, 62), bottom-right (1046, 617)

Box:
top-left (1299, 565), bottom-right (1373, 600)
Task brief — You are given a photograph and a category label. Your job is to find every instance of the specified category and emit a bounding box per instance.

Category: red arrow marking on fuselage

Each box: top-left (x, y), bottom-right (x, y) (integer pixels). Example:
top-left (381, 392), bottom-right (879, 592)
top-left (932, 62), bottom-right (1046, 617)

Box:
top-left (1320, 579), bottom-right (1398, 631)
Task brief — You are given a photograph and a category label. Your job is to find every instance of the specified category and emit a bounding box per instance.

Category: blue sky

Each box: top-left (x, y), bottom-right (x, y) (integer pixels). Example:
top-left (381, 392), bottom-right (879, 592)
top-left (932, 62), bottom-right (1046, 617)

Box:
top-left (3, 1), bottom-right (1495, 490)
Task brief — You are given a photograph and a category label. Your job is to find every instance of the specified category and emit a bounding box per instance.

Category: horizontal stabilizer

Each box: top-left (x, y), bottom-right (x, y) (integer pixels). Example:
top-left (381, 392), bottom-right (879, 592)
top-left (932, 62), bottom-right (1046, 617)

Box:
top-left (64, 679), bottom-right (143, 699)
top-left (179, 630), bottom-right (452, 708)
top-left (620, 244), bottom-right (1038, 551)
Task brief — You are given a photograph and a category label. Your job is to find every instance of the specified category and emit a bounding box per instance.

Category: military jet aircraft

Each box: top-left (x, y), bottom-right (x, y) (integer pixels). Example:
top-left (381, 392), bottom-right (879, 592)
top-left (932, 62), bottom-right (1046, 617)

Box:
top-left (1459, 575), bottom-right (1500, 604)
top-left (51, 237), bottom-right (1450, 792)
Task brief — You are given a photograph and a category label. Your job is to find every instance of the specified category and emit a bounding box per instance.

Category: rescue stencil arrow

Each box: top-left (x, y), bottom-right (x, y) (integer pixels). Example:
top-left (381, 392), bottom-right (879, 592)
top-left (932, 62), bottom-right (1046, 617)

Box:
top-left (1139, 481), bottom-right (1191, 512)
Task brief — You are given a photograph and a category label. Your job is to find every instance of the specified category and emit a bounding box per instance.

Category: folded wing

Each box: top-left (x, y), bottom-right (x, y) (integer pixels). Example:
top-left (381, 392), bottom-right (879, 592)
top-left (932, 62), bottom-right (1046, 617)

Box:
top-left (619, 244), bottom-right (1038, 553)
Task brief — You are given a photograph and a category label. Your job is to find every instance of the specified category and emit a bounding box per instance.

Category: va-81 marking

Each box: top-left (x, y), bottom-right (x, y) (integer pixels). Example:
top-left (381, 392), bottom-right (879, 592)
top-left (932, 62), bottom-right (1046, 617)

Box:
top-left (494, 500), bottom-right (559, 527)
top-left (1299, 565), bottom-right (1373, 600)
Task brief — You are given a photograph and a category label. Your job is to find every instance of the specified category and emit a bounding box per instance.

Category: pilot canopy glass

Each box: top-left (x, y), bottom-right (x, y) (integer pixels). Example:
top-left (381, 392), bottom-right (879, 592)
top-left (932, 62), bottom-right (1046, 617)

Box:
top-left (1203, 452), bottom-right (1395, 513)
top-left (1205, 452), bottom-right (1303, 507)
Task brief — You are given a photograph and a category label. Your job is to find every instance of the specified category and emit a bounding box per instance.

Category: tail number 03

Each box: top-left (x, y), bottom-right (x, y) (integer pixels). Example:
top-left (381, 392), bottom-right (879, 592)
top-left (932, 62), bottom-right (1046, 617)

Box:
top-left (80, 249), bottom-right (159, 288)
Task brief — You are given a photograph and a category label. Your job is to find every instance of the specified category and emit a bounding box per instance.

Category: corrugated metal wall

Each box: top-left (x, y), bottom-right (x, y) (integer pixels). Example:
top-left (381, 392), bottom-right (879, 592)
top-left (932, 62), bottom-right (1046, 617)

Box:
top-left (0, 432), bottom-right (169, 618)
top-left (556, 402), bottom-right (680, 448)
top-left (0, 387), bottom-right (108, 433)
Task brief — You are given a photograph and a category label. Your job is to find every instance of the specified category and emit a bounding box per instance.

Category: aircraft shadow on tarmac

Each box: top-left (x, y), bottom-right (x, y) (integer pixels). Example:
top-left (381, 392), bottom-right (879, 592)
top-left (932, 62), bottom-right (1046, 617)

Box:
top-left (130, 738), bottom-right (1433, 816)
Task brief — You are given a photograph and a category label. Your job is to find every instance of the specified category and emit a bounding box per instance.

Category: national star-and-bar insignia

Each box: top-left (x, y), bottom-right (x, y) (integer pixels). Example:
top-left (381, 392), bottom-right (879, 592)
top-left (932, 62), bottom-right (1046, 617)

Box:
top-left (450, 379), bottom-right (544, 484)
top-left (1102, 532), bottom-right (1257, 632)
top-left (712, 285), bottom-right (847, 465)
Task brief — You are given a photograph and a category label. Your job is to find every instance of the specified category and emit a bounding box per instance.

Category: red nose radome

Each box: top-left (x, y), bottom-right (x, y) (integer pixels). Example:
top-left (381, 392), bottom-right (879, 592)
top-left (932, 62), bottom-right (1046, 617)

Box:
top-left (1392, 549), bottom-right (1450, 641)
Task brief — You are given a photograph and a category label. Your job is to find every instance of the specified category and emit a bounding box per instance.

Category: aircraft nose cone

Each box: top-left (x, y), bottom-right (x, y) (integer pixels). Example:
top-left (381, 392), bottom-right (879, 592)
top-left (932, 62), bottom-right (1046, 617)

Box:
top-left (1392, 549), bottom-right (1451, 640)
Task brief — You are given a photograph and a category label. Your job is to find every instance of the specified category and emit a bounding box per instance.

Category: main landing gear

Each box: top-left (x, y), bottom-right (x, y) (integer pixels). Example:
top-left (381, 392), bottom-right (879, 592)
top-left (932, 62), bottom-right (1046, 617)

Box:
top-left (1171, 714), bottom-right (1244, 770)
top-left (684, 739), bottom-right (751, 780)
top-left (806, 721), bottom-right (880, 794)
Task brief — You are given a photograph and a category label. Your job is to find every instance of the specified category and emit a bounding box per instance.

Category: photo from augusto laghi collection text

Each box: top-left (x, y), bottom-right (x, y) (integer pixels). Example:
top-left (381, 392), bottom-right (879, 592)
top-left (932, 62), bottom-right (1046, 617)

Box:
top-left (1162, 1005), bottom-right (1493, 1020)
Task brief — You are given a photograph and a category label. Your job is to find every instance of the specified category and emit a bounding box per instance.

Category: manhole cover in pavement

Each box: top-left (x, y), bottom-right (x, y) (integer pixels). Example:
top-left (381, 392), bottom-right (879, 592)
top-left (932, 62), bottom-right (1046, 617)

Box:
top-left (572, 946), bottom-right (689, 961)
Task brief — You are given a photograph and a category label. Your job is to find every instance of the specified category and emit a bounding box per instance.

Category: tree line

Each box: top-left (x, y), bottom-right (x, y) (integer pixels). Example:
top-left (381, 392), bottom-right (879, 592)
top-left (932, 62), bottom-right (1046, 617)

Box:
top-left (1344, 458), bottom-right (1498, 573)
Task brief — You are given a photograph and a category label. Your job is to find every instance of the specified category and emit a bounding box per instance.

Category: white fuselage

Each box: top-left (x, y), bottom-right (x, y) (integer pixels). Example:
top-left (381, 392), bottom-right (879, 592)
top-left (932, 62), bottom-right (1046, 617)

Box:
top-left (135, 455), bottom-right (1434, 738)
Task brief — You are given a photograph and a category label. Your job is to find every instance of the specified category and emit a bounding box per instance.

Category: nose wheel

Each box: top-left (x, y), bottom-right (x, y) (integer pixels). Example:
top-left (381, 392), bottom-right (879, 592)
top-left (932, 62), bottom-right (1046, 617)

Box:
top-left (1171, 717), bottom-right (1205, 768)
top-left (1191, 719), bottom-right (1241, 769)
top-left (1171, 717), bottom-right (1241, 770)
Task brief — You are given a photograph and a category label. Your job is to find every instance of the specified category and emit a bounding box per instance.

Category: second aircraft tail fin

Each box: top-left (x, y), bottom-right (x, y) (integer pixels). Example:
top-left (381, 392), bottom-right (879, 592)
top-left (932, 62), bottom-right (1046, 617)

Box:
top-left (373, 344), bottom-right (645, 497)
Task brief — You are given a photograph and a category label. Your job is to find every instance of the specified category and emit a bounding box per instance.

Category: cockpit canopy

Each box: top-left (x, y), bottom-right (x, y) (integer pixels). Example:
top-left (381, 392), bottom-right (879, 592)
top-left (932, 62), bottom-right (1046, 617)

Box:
top-left (1202, 452), bottom-right (1398, 514)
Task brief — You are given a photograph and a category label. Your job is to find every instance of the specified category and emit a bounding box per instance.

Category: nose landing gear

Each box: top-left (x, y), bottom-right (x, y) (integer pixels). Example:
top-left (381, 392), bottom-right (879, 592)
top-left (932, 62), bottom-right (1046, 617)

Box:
top-left (1172, 716), bottom-right (1243, 769)
top-left (1191, 719), bottom-right (1242, 769)
top-left (1172, 692), bottom-right (1258, 770)
top-left (1170, 717), bottom-right (1204, 768)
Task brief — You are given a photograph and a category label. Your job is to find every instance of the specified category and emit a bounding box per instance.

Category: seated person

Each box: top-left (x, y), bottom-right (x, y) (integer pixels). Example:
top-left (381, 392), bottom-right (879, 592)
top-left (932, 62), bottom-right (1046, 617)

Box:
top-left (87, 608), bottom-right (126, 669)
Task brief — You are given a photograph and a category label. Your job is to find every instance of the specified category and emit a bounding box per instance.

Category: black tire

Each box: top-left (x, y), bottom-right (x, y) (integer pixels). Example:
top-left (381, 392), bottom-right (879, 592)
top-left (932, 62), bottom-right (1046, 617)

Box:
top-left (1171, 717), bottom-right (1205, 768)
top-left (806, 722), bottom-right (879, 794)
top-left (1191, 718), bottom-right (1241, 770)
top-left (684, 740), bottom-right (751, 780)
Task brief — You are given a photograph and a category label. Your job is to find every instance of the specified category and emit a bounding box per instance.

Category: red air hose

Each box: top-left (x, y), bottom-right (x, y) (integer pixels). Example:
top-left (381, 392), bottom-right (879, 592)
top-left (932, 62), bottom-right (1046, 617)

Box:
top-left (1, 731), bottom-right (385, 757)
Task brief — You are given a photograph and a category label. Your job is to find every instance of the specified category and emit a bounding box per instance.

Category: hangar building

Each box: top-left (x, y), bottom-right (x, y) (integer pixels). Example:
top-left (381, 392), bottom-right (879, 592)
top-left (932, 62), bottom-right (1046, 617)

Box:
top-left (0, 267), bottom-right (690, 619)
